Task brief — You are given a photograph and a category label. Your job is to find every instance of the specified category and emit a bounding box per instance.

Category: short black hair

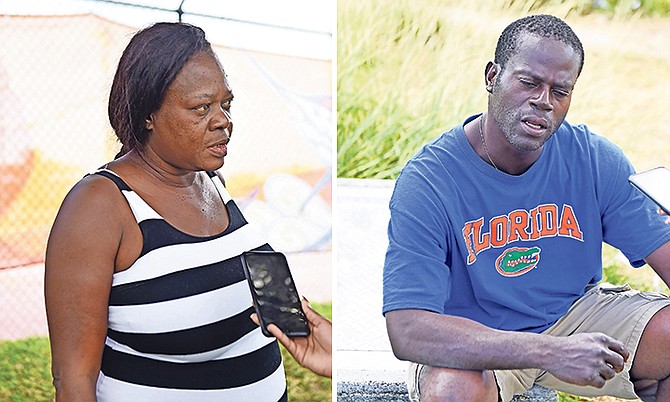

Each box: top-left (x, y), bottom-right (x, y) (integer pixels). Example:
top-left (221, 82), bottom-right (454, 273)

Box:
top-left (108, 22), bottom-right (214, 155)
top-left (494, 14), bottom-right (584, 77)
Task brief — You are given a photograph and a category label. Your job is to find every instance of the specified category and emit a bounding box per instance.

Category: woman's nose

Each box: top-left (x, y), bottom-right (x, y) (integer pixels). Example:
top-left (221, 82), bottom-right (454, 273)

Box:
top-left (210, 105), bottom-right (232, 133)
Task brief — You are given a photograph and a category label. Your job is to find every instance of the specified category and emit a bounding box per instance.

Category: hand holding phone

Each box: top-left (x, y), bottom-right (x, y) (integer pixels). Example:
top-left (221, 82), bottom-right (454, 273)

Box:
top-left (251, 298), bottom-right (333, 378)
top-left (241, 251), bottom-right (310, 337)
top-left (629, 166), bottom-right (670, 215)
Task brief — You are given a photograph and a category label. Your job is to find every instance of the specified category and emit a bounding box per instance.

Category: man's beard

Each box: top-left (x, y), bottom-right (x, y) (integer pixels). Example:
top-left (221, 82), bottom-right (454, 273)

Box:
top-left (489, 96), bottom-right (558, 153)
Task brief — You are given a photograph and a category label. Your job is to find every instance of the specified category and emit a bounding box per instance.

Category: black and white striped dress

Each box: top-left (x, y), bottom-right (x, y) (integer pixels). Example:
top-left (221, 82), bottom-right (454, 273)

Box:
top-left (94, 169), bottom-right (287, 401)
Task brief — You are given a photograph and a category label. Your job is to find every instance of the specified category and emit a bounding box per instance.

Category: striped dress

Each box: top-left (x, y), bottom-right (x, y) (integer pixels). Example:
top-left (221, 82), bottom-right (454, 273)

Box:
top-left (94, 169), bottom-right (287, 401)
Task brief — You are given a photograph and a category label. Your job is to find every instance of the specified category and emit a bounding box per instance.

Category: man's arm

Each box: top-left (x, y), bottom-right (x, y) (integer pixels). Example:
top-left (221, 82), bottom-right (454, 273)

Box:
top-left (386, 309), bottom-right (629, 388)
top-left (644, 240), bottom-right (670, 286)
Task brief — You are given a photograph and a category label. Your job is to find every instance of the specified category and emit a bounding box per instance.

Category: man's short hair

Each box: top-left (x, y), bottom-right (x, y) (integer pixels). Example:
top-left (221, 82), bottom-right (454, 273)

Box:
top-left (494, 14), bottom-right (585, 77)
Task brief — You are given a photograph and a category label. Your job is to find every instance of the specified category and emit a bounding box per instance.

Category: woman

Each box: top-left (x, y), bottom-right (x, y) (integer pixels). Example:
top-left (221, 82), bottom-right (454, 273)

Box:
top-left (45, 22), bottom-right (287, 401)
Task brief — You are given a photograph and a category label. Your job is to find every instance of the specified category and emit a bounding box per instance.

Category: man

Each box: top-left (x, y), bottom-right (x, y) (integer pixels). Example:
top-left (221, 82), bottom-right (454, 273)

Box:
top-left (382, 14), bottom-right (670, 402)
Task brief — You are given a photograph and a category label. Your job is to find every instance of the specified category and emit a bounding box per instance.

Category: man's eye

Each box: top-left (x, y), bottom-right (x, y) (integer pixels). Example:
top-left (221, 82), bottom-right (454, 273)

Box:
top-left (194, 104), bottom-right (210, 112)
top-left (553, 89), bottom-right (570, 98)
top-left (222, 99), bottom-right (232, 111)
top-left (520, 79), bottom-right (537, 87)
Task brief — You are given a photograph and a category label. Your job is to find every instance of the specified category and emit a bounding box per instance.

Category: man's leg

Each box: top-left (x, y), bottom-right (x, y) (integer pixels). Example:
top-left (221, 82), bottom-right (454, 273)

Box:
top-left (630, 306), bottom-right (670, 401)
top-left (529, 284), bottom-right (669, 400)
top-left (418, 366), bottom-right (498, 402)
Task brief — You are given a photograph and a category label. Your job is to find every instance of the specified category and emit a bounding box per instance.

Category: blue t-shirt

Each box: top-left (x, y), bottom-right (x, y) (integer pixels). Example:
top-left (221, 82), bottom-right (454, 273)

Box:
top-left (382, 115), bottom-right (670, 333)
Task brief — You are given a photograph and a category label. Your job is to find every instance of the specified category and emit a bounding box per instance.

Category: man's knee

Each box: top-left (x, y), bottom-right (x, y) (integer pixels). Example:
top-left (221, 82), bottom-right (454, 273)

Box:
top-left (419, 366), bottom-right (498, 402)
top-left (632, 306), bottom-right (670, 381)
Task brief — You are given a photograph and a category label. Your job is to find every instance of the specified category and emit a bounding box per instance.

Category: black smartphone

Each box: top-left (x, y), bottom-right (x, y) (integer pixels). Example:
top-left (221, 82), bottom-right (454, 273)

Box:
top-left (241, 251), bottom-right (310, 337)
top-left (629, 166), bottom-right (670, 215)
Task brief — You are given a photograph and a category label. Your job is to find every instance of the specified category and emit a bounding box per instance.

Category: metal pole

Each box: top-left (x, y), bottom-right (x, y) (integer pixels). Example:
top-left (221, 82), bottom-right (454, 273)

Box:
top-left (177, 0), bottom-right (185, 22)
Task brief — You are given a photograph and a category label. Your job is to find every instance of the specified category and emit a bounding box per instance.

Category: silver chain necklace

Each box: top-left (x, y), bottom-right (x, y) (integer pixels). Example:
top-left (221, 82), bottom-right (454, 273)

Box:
top-left (479, 115), bottom-right (500, 171)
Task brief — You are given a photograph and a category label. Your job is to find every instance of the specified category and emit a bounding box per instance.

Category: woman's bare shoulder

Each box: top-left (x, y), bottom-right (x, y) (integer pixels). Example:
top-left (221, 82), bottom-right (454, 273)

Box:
top-left (62, 172), bottom-right (125, 213)
top-left (48, 171), bottom-right (132, 249)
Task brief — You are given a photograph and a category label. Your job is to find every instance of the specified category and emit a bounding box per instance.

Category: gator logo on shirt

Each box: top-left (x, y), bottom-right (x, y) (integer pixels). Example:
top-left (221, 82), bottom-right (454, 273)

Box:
top-left (495, 246), bottom-right (541, 277)
top-left (462, 203), bottom-right (583, 265)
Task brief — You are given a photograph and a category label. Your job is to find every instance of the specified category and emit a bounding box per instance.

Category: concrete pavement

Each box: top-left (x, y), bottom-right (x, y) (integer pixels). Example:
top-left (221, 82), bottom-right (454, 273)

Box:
top-left (336, 178), bottom-right (408, 399)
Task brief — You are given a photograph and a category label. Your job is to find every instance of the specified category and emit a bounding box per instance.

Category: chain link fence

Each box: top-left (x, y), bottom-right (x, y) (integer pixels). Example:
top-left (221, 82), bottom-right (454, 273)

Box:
top-left (0, 12), bottom-right (332, 340)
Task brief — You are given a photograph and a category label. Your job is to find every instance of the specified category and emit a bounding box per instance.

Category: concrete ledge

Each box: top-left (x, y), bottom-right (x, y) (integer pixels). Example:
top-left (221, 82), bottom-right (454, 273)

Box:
top-left (337, 381), bottom-right (409, 402)
top-left (511, 385), bottom-right (558, 401)
top-left (337, 380), bottom-right (558, 402)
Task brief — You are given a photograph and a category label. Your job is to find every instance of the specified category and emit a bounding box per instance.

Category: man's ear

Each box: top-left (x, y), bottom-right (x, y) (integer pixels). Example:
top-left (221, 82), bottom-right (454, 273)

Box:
top-left (145, 114), bottom-right (154, 131)
top-left (484, 61), bottom-right (499, 93)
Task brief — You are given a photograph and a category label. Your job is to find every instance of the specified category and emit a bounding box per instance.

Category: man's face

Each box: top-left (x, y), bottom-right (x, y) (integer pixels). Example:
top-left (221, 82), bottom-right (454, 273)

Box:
top-left (488, 33), bottom-right (580, 153)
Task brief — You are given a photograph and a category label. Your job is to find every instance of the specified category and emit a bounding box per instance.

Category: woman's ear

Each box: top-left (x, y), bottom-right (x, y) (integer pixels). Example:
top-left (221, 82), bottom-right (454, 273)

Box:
top-left (145, 114), bottom-right (154, 131)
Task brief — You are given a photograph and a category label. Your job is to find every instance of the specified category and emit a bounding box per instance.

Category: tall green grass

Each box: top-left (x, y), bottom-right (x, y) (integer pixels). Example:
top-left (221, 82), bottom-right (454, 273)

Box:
top-left (338, 0), bottom-right (491, 178)
top-left (337, 0), bottom-right (670, 179)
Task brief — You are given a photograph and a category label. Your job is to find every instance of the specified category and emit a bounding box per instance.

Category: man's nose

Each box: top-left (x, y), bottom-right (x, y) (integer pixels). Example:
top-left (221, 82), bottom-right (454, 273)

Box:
top-left (530, 85), bottom-right (553, 111)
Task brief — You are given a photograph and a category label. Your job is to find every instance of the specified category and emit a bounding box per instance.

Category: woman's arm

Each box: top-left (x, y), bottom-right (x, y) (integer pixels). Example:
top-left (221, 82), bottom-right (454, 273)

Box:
top-left (45, 176), bottom-right (127, 401)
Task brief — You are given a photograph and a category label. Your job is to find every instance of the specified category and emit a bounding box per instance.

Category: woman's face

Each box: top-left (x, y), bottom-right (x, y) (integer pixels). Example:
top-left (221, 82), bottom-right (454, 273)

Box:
top-left (145, 51), bottom-right (233, 173)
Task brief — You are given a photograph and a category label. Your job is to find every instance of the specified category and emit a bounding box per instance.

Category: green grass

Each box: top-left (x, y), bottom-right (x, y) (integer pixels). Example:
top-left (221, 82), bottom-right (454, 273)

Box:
top-left (283, 302), bottom-right (332, 401)
top-left (0, 303), bottom-right (332, 402)
top-left (0, 337), bottom-right (53, 402)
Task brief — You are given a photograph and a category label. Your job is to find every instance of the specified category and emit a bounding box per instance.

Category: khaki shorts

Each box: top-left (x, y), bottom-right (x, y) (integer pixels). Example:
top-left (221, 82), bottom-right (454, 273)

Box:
top-left (406, 283), bottom-right (670, 402)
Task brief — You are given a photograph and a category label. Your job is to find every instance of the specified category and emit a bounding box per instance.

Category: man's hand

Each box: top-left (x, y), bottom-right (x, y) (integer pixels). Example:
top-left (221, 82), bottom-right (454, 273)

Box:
top-left (545, 332), bottom-right (630, 388)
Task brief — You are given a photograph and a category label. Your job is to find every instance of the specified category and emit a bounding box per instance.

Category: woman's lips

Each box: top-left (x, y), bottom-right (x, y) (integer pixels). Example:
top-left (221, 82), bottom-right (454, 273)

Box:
top-left (208, 142), bottom-right (227, 157)
top-left (209, 128), bottom-right (231, 158)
